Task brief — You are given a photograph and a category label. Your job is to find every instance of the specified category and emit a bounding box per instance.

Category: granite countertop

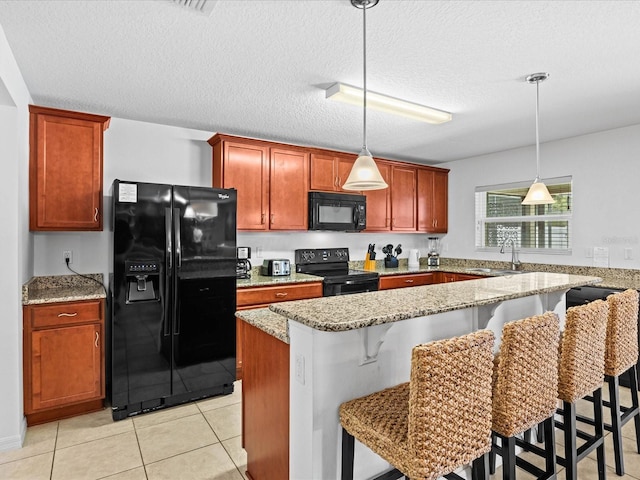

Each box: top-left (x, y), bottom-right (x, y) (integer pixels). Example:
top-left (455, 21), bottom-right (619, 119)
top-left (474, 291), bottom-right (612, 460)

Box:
top-left (23, 274), bottom-right (106, 305)
top-left (269, 272), bottom-right (601, 333)
top-left (236, 270), bottom-right (322, 288)
top-left (236, 308), bottom-right (289, 344)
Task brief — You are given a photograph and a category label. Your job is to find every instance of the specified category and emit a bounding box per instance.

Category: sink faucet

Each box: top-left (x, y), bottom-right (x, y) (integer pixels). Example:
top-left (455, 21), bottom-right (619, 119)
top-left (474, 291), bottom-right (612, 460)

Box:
top-left (500, 237), bottom-right (522, 271)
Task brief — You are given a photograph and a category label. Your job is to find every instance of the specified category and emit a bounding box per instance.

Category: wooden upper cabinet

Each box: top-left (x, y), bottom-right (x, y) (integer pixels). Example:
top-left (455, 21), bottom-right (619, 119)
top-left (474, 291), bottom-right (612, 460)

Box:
top-left (209, 135), bottom-right (309, 231)
top-left (417, 167), bottom-right (449, 233)
top-left (390, 165), bottom-right (417, 231)
top-left (211, 136), bottom-right (269, 230)
top-left (309, 153), bottom-right (356, 192)
top-left (269, 147), bottom-right (309, 230)
top-left (364, 161), bottom-right (392, 231)
top-left (29, 105), bottom-right (110, 231)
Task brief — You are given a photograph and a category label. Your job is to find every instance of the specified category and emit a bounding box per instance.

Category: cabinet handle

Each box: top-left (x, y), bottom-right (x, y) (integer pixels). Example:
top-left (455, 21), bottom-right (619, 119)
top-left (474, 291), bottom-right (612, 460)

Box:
top-left (94, 208), bottom-right (99, 222)
top-left (435, 219), bottom-right (438, 227)
top-left (57, 312), bottom-right (78, 317)
top-left (275, 292), bottom-right (288, 298)
top-left (405, 279), bottom-right (414, 283)
top-left (95, 332), bottom-right (99, 348)
top-left (261, 213), bottom-right (265, 225)
top-left (270, 213), bottom-right (274, 224)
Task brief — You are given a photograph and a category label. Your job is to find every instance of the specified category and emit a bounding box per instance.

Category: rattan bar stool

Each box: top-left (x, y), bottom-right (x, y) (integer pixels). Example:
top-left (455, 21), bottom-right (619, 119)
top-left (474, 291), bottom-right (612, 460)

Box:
top-left (529, 299), bottom-right (609, 480)
top-left (576, 289), bottom-right (640, 476)
top-left (489, 312), bottom-right (560, 480)
top-left (339, 330), bottom-right (495, 480)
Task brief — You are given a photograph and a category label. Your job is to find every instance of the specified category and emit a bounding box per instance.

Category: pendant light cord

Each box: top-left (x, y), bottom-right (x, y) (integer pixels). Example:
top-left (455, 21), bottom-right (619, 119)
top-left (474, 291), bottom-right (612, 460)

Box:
top-left (535, 78), bottom-right (540, 181)
top-left (362, 1), bottom-right (368, 152)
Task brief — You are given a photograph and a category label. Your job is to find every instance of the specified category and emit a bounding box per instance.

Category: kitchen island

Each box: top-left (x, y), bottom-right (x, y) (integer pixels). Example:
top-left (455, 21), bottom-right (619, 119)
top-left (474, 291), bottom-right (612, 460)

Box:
top-left (237, 272), bottom-right (601, 480)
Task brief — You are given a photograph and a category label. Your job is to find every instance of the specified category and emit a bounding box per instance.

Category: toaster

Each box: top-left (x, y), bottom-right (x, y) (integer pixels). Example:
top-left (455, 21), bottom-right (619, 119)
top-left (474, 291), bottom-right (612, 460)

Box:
top-left (260, 259), bottom-right (291, 276)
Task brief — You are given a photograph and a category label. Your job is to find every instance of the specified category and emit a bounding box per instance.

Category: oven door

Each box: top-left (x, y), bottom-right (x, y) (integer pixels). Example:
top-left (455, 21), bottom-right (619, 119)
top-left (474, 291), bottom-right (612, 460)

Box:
top-left (324, 277), bottom-right (379, 297)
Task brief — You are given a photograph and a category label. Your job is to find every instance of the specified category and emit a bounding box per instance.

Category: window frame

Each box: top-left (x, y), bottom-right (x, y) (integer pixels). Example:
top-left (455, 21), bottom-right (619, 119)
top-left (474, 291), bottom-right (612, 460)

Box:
top-left (474, 176), bottom-right (573, 255)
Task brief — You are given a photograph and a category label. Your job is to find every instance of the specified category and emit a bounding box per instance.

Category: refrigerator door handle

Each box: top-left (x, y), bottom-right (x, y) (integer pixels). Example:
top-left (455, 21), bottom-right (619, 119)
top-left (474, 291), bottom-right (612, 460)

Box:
top-left (165, 208), bottom-right (173, 270)
top-left (164, 207), bottom-right (172, 337)
top-left (173, 208), bottom-right (182, 269)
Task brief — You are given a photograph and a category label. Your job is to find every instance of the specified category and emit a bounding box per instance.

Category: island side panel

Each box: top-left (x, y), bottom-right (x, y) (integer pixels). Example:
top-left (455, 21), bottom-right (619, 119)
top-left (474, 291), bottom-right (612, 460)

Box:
top-left (242, 322), bottom-right (289, 480)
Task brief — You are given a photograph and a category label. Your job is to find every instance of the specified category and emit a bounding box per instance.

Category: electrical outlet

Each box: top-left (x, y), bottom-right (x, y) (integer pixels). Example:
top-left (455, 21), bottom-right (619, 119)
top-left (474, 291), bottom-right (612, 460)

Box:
top-left (63, 250), bottom-right (73, 264)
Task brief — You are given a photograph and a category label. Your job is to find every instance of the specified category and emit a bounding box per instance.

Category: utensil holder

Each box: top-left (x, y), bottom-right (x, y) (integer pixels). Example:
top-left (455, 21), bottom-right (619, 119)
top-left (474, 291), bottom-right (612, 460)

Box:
top-left (384, 257), bottom-right (399, 268)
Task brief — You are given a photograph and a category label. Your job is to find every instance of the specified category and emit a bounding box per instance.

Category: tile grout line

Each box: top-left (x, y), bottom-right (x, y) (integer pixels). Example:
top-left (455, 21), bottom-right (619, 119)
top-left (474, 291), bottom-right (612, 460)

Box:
top-left (49, 422), bottom-right (60, 480)
top-left (131, 413), bottom-right (149, 479)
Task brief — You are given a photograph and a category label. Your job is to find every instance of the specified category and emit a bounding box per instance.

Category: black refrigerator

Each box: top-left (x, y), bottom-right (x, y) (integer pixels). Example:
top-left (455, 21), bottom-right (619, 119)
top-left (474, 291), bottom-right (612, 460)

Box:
top-left (109, 180), bottom-right (237, 420)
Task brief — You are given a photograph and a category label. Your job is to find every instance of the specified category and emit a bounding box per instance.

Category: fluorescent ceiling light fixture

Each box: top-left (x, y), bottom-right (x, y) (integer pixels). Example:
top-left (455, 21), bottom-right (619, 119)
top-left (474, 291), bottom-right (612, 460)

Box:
top-left (326, 82), bottom-right (452, 124)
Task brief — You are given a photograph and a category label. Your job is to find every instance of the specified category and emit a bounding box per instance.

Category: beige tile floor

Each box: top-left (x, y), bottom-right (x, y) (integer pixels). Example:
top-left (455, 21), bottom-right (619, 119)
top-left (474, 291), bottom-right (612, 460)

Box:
top-left (0, 382), bottom-right (246, 480)
top-left (1, 381), bottom-right (639, 480)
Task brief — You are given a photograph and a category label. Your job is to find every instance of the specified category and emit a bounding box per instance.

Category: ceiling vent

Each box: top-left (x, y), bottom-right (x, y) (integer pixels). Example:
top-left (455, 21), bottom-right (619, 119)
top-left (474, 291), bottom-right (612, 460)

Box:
top-left (171, 0), bottom-right (217, 16)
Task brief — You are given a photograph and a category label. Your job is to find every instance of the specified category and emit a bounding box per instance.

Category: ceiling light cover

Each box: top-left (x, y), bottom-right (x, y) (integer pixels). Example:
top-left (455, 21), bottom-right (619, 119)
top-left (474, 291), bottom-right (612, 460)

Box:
top-left (326, 83), bottom-right (452, 124)
top-left (342, 147), bottom-right (388, 190)
top-left (522, 72), bottom-right (555, 205)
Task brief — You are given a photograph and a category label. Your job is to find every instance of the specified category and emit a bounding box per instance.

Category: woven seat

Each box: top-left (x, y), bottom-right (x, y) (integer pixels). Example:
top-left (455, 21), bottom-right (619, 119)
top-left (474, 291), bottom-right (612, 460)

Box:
top-left (339, 330), bottom-right (495, 480)
top-left (548, 299), bottom-right (609, 480)
top-left (577, 289), bottom-right (640, 476)
top-left (489, 312), bottom-right (560, 480)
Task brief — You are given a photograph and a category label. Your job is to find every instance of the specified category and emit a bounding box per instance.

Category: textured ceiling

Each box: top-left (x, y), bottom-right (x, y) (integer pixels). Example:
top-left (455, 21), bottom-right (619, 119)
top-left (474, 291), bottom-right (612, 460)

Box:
top-left (1, 0), bottom-right (639, 164)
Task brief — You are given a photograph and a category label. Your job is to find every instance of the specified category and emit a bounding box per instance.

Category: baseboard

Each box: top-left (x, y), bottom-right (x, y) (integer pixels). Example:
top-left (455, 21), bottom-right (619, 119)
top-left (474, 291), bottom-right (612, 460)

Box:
top-left (0, 416), bottom-right (27, 452)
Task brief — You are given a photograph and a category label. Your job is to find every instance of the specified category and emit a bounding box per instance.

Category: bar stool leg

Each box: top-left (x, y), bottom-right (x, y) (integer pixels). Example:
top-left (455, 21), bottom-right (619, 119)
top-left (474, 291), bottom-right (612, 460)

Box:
top-left (629, 365), bottom-right (640, 454)
top-left (542, 417), bottom-right (556, 477)
top-left (489, 434), bottom-right (497, 475)
top-left (593, 388), bottom-right (606, 480)
top-left (608, 375), bottom-right (624, 475)
top-left (341, 428), bottom-right (355, 480)
top-left (471, 452), bottom-right (489, 480)
top-left (501, 435), bottom-right (516, 480)
top-left (563, 401), bottom-right (578, 480)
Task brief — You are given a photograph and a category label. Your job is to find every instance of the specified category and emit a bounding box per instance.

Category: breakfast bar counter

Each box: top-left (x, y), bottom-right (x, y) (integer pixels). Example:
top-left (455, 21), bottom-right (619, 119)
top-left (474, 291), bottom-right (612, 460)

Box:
top-left (237, 272), bottom-right (601, 480)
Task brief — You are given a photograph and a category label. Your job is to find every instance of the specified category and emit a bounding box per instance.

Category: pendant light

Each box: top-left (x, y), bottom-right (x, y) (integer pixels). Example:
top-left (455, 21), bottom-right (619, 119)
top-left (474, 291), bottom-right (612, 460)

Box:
top-left (522, 72), bottom-right (555, 205)
top-left (342, 0), bottom-right (388, 191)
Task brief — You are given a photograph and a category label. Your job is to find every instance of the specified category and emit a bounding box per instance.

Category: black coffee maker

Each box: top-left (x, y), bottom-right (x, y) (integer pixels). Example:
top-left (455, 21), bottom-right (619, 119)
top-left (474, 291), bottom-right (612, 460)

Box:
top-left (236, 247), bottom-right (252, 279)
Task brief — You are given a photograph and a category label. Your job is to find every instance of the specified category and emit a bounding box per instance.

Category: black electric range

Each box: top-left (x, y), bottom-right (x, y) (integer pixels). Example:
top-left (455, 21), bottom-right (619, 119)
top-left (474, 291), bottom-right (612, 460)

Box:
top-left (294, 248), bottom-right (379, 297)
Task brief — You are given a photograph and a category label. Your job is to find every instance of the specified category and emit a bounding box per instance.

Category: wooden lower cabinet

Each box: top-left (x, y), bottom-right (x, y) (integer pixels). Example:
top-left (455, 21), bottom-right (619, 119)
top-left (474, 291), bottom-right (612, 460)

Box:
top-left (235, 282), bottom-right (322, 379)
top-left (242, 322), bottom-right (290, 480)
top-left (23, 299), bottom-right (105, 425)
top-left (379, 272), bottom-right (438, 290)
top-left (441, 272), bottom-right (483, 282)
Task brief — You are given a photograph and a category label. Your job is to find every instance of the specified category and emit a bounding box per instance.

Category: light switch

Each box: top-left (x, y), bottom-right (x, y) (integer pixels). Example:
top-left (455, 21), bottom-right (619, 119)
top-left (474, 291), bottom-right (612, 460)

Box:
top-left (624, 248), bottom-right (633, 260)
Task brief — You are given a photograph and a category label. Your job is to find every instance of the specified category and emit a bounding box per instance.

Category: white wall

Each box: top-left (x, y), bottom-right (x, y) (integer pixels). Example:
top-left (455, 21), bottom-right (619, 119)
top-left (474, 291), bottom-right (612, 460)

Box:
top-left (0, 24), bottom-right (33, 451)
top-left (440, 124), bottom-right (640, 269)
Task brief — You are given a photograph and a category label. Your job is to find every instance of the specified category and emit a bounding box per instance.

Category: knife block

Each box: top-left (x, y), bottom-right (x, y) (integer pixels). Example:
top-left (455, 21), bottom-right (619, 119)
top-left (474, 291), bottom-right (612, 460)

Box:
top-left (364, 259), bottom-right (377, 271)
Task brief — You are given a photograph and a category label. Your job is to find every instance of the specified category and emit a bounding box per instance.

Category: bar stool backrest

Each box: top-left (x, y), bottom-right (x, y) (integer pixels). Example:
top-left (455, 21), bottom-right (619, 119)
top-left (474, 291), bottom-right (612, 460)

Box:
top-left (492, 312), bottom-right (561, 438)
top-left (407, 329), bottom-right (495, 478)
top-left (558, 299), bottom-right (609, 403)
top-left (605, 289), bottom-right (639, 377)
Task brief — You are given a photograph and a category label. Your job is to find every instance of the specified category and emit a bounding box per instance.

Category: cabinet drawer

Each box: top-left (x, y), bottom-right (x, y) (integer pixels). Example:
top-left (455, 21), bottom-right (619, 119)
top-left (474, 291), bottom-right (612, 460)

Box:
top-left (379, 273), bottom-right (437, 290)
top-left (28, 300), bottom-right (103, 329)
top-left (237, 282), bottom-right (323, 307)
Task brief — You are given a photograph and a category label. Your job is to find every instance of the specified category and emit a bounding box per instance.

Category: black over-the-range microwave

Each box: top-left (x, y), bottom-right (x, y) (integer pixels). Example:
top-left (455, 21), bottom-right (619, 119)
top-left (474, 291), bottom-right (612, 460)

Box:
top-left (308, 191), bottom-right (366, 232)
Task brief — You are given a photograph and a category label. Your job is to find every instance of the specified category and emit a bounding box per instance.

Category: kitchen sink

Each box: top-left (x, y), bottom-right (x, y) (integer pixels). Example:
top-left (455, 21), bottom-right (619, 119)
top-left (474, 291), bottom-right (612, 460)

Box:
top-left (465, 268), bottom-right (524, 275)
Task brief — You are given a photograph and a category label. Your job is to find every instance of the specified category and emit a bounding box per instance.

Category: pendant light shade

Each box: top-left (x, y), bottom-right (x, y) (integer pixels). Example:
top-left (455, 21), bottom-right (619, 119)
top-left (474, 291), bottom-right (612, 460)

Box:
top-left (522, 72), bottom-right (554, 205)
top-left (342, 0), bottom-right (388, 191)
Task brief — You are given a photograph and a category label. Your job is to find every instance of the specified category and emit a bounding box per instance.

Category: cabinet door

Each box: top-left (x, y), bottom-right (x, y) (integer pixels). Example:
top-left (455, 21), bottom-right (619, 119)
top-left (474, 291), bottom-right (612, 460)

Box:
top-left (223, 141), bottom-right (269, 230)
top-left (390, 166), bottom-right (417, 231)
top-left (432, 170), bottom-right (448, 233)
top-left (309, 153), bottom-right (338, 191)
top-left (29, 323), bottom-right (102, 412)
top-left (418, 168), bottom-right (448, 233)
top-left (364, 161), bottom-right (391, 231)
top-left (30, 111), bottom-right (105, 231)
top-left (336, 155), bottom-right (356, 192)
top-left (270, 148), bottom-right (309, 230)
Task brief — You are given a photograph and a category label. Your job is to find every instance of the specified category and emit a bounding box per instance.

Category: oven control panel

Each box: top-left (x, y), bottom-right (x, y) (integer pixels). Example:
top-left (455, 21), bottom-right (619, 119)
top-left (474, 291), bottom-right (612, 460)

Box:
top-left (294, 248), bottom-right (350, 265)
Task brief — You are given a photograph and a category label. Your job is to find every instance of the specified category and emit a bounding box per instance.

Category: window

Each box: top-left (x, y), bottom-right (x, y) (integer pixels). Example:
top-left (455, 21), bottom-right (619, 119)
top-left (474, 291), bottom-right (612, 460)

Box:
top-left (475, 176), bottom-right (572, 254)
